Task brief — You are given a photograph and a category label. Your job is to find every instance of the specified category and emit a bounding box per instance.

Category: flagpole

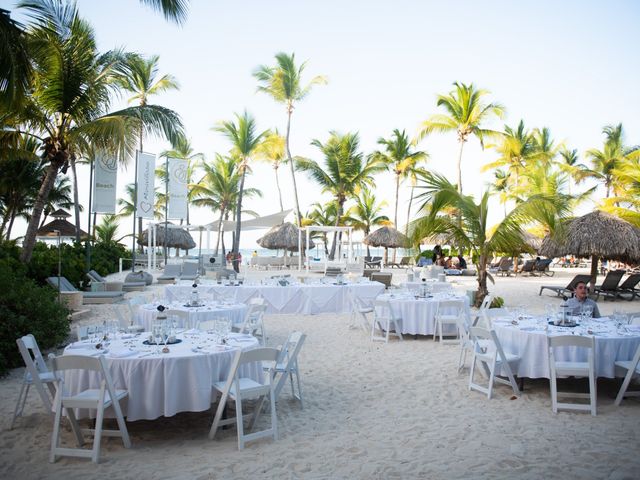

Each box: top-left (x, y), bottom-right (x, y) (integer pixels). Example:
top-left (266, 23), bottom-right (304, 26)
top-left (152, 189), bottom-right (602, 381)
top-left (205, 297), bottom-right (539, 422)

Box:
top-left (86, 157), bottom-right (94, 273)
top-left (132, 150), bottom-right (138, 272)
top-left (164, 155), bottom-right (169, 261)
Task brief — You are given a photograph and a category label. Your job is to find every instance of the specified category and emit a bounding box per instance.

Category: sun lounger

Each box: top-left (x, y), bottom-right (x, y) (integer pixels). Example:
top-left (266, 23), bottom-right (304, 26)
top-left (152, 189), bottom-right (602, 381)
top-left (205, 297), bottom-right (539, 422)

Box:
top-left (180, 262), bottom-right (200, 281)
top-left (615, 273), bottom-right (640, 301)
top-left (539, 274), bottom-right (591, 297)
top-left (158, 264), bottom-right (181, 284)
top-left (516, 260), bottom-right (536, 276)
top-left (490, 258), bottom-right (513, 276)
top-left (46, 277), bottom-right (124, 304)
top-left (532, 258), bottom-right (554, 277)
top-left (594, 270), bottom-right (627, 301)
top-left (364, 256), bottom-right (382, 269)
top-left (86, 270), bottom-right (145, 292)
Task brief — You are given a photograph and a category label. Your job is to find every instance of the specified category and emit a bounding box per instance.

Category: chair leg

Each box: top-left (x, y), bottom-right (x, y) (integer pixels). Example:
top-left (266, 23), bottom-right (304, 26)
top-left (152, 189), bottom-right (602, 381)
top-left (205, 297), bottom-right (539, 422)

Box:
top-left (615, 368), bottom-right (636, 406)
top-left (468, 354), bottom-right (477, 391)
top-left (49, 400), bottom-right (63, 463)
top-left (208, 392), bottom-right (227, 440)
top-left (294, 367), bottom-right (304, 408)
top-left (66, 407), bottom-right (85, 447)
top-left (270, 386), bottom-right (278, 441)
top-left (550, 375), bottom-right (558, 413)
top-left (235, 396), bottom-right (245, 450)
top-left (589, 372), bottom-right (597, 416)
top-left (487, 359), bottom-right (497, 399)
top-left (112, 398), bottom-right (131, 448)
top-left (92, 403), bottom-right (105, 464)
top-left (10, 381), bottom-right (28, 429)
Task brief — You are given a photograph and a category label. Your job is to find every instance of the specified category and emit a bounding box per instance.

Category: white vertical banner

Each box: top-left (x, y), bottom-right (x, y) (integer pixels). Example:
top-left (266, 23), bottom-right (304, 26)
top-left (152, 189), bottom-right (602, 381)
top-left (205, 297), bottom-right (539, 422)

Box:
top-left (92, 152), bottom-right (117, 213)
top-left (167, 157), bottom-right (188, 220)
top-left (136, 151), bottom-right (156, 219)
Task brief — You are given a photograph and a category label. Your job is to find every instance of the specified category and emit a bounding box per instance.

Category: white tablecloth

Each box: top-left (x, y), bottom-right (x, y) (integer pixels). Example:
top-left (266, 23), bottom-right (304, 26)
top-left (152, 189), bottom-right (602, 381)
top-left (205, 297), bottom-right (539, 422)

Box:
top-left (401, 281), bottom-right (453, 294)
top-left (494, 317), bottom-right (640, 379)
top-left (165, 281), bottom-right (385, 315)
top-left (62, 332), bottom-right (261, 421)
top-left (380, 292), bottom-right (470, 335)
top-left (136, 301), bottom-right (248, 330)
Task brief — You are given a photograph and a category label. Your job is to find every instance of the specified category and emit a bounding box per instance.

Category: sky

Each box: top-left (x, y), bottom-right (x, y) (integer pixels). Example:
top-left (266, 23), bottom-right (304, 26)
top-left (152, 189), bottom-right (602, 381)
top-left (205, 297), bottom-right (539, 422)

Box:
top-left (4, 0), bottom-right (640, 249)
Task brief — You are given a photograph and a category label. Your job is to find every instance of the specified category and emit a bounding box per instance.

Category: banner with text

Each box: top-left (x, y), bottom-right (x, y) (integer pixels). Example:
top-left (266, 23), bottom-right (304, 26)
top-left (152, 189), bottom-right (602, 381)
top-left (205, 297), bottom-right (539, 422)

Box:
top-left (136, 151), bottom-right (156, 219)
top-left (92, 153), bottom-right (117, 213)
top-left (168, 157), bottom-right (188, 220)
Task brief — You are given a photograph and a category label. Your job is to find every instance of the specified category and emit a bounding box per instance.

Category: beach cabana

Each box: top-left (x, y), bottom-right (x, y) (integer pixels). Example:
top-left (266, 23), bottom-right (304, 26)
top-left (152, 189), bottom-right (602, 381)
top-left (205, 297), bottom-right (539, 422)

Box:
top-left (257, 222), bottom-right (314, 267)
top-left (138, 224), bottom-right (196, 252)
top-left (539, 210), bottom-right (640, 290)
top-left (364, 227), bottom-right (410, 267)
top-left (36, 209), bottom-right (88, 242)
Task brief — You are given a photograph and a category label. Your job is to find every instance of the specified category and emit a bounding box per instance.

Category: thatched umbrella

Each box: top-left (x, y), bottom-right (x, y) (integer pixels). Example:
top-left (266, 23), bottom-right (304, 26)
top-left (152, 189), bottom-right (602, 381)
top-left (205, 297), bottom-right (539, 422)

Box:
top-left (138, 224), bottom-right (196, 251)
top-left (364, 226), bottom-right (410, 265)
top-left (257, 223), bottom-right (315, 265)
top-left (539, 210), bottom-right (640, 289)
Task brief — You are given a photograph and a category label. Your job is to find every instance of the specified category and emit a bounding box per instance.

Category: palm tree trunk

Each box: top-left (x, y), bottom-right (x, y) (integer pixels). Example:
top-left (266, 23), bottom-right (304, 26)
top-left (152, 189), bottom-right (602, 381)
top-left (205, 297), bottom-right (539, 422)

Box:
top-left (405, 185), bottom-right (415, 236)
top-left (39, 210), bottom-right (49, 228)
top-left (5, 210), bottom-right (17, 240)
top-left (214, 208), bottom-right (225, 255)
top-left (476, 253), bottom-right (489, 307)
top-left (285, 106), bottom-right (302, 226)
top-left (20, 160), bottom-right (63, 262)
top-left (456, 140), bottom-right (465, 194)
top-left (232, 163), bottom-right (247, 272)
top-left (274, 166), bottom-right (284, 211)
top-left (0, 207), bottom-right (11, 239)
top-left (69, 156), bottom-right (82, 243)
top-left (328, 200), bottom-right (343, 261)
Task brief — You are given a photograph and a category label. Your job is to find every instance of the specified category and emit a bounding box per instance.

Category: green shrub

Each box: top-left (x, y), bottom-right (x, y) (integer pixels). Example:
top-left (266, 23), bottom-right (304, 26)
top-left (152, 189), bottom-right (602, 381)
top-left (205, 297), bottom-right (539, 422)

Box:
top-left (490, 296), bottom-right (505, 308)
top-left (0, 257), bottom-right (70, 375)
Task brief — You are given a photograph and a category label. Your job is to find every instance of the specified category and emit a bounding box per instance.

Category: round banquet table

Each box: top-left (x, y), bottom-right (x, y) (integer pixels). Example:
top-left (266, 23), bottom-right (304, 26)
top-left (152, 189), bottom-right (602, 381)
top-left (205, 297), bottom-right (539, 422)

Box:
top-left (493, 317), bottom-right (640, 379)
top-left (401, 281), bottom-right (453, 294)
top-left (62, 331), bottom-right (261, 421)
top-left (164, 280), bottom-right (386, 315)
top-left (379, 291), bottom-right (470, 336)
top-left (136, 301), bottom-right (248, 331)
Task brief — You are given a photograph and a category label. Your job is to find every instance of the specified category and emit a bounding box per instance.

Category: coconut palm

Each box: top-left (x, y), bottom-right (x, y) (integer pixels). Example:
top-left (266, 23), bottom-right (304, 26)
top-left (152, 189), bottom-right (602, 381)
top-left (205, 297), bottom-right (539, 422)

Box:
top-left (12, 1), bottom-right (182, 262)
top-left (138, 0), bottom-right (189, 24)
top-left (600, 157), bottom-right (640, 227)
top-left (557, 148), bottom-right (590, 194)
top-left (213, 112), bottom-right (267, 270)
top-left (94, 214), bottom-right (125, 245)
top-left (191, 154), bottom-right (261, 255)
top-left (491, 169), bottom-right (510, 218)
top-left (297, 131), bottom-right (385, 260)
top-left (253, 52), bottom-right (327, 225)
top-left (0, 8), bottom-right (31, 110)
top-left (254, 130), bottom-right (286, 211)
top-left (531, 127), bottom-right (560, 165)
top-left (416, 82), bottom-right (504, 193)
top-left (343, 187), bottom-right (389, 257)
top-left (585, 124), bottom-right (640, 198)
top-left (371, 129), bottom-right (427, 228)
top-left (410, 172), bottom-right (547, 305)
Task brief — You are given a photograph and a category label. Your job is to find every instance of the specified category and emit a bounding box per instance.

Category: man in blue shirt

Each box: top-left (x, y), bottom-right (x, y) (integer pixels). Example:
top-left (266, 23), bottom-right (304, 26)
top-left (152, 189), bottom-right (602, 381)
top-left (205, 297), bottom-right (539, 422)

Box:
top-left (566, 281), bottom-right (601, 318)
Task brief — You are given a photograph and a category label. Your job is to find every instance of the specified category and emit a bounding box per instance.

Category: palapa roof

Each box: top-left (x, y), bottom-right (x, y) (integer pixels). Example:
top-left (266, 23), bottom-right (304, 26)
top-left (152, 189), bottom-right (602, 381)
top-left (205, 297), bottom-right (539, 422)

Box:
top-left (257, 222), bottom-right (315, 251)
top-left (138, 223), bottom-right (196, 250)
top-left (364, 226), bottom-right (410, 248)
top-left (36, 218), bottom-right (88, 238)
top-left (51, 208), bottom-right (71, 219)
top-left (539, 210), bottom-right (640, 263)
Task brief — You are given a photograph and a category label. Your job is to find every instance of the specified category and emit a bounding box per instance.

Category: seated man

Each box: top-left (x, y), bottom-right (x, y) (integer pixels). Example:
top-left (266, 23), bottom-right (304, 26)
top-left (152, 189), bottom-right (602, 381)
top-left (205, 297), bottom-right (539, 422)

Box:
top-left (457, 255), bottom-right (467, 270)
top-left (565, 281), bottom-right (601, 318)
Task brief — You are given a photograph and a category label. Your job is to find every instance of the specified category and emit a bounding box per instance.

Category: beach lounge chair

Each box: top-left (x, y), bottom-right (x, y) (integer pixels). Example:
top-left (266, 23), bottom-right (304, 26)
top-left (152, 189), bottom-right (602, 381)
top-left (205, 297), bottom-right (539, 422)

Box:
top-left (516, 260), bottom-right (536, 276)
top-left (158, 264), bottom-right (181, 284)
top-left (364, 256), bottom-right (382, 268)
top-left (46, 277), bottom-right (124, 304)
top-left (370, 272), bottom-right (392, 288)
top-left (86, 270), bottom-right (145, 292)
top-left (493, 258), bottom-right (514, 276)
top-left (615, 273), bottom-right (640, 301)
top-left (539, 274), bottom-right (591, 297)
top-left (180, 262), bottom-right (200, 281)
top-left (532, 258), bottom-right (554, 277)
top-left (594, 270), bottom-right (626, 301)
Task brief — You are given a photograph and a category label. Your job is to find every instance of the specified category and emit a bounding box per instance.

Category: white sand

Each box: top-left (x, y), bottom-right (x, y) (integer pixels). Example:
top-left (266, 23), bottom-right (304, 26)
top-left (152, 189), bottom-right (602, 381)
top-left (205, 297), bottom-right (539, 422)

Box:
top-left (1, 267), bottom-right (639, 479)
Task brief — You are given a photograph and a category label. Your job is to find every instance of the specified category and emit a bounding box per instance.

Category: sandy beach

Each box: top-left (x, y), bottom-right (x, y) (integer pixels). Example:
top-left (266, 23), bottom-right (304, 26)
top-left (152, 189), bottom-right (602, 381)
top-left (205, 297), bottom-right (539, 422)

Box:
top-left (1, 267), bottom-right (639, 479)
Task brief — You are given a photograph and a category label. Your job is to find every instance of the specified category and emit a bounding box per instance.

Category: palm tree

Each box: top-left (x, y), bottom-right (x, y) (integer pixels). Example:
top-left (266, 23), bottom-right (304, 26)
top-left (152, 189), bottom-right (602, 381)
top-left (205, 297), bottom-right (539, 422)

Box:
top-left (601, 157), bottom-right (640, 226)
top-left (297, 131), bottom-right (385, 260)
top-left (491, 169), bottom-right (510, 218)
top-left (302, 201), bottom-right (340, 257)
top-left (343, 187), bottom-right (389, 257)
top-left (138, 0), bottom-right (189, 24)
top-left (585, 124), bottom-right (640, 198)
top-left (254, 130), bottom-right (286, 211)
top-left (371, 129), bottom-right (427, 228)
top-left (213, 112), bottom-right (267, 271)
top-left (557, 148), bottom-right (590, 195)
top-left (253, 52), bottom-right (327, 225)
top-left (94, 214), bottom-right (123, 245)
top-left (0, 8), bottom-right (31, 110)
top-left (417, 82), bottom-right (504, 193)
top-left (191, 153), bottom-right (262, 255)
top-left (410, 172), bottom-right (547, 305)
top-left (531, 127), bottom-right (560, 165)
top-left (12, 1), bottom-right (182, 263)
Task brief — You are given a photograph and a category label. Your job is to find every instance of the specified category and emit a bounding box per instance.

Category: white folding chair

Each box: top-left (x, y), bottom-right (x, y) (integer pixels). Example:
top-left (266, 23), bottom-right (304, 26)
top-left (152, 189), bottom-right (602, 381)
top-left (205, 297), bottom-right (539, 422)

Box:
top-left (614, 343), bottom-right (640, 406)
top-left (11, 334), bottom-right (57, 429)
top-left (75, 323), bottom-right (104, 342)
top-left (548, 335), bottom-right (597, 416)
top-left (209, 347), bottom-right (279, 450)
top-left (457, 307), bottom-right (475, 372)
top-left (371, 299), bottom-right (403, 343)
top-left (468, 327), bottom-right (520, 399)
top-left (471, 294), bottom-right (493, 327)
top-left (49, 355), bottom-right (131, 463)
top-left (263, 332), bottom-right (306, 407)
top-left (435, 299), bottom-right (465, 344)
top-left (237, 304), bottom-right (267, 345)
top-left (348, 290), bottom-right (374, 332)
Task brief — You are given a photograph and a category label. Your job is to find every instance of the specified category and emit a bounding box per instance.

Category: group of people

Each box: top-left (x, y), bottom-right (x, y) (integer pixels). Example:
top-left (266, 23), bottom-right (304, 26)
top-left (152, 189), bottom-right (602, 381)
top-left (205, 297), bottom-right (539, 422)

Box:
top-left (431, 245), bottom-right (467, 272)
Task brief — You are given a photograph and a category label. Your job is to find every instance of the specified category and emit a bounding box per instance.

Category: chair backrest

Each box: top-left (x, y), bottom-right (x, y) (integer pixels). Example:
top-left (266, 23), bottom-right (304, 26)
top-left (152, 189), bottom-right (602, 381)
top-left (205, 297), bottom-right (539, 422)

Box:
top-left (88, 270), bottom-right (106, 282)
top-left (240, 304), bottom-right (267, 334)
top-left (566, 274), bottom-right (592, 291)
top-left (46, 276), bottom-right (77, 292)
top-left (51, 355), bottom-right (119, 406)
top-left (182, 262), bottom-right (199, 276)
top-left (17, 334), bottom-right (49, 376)
top-left (374, 298), bottom-right (399, 320)
top-left (163, 264), bottom-right (182, 277)
top-left (470, 327), bottom-right (510, 362)
top-left (535, 258), bottom-right (553, 271)
top-left (276, 331), bottom-right (306, 366)
top-left (600, 270), bottom-right (626, 290)
top-left (548, 335), bottom-right (595, 369)
top-left (223, 347), bottom-right (279, 390)
top-left (498, 258), bottom-right (513, 270)
top-left (619, 273), bottom-right (640, 290)
top-left (435, 299), bottom-right (465, 318)
top-left (521, 260), bottom-right (536, 272)
top-left (370, 272), bottom-right (392, 288)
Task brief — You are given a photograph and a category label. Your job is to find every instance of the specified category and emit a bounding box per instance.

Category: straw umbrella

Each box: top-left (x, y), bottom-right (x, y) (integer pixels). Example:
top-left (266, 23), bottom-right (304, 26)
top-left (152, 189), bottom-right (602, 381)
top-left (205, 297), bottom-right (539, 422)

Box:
top-left (257, 222), bottom-right (315, 265)
top-left (138, 224), bottom-right (196, 254)
top-left (364, 226), bottom-right (410, 265)
top-left (539, 210), bottom-right (640, 290)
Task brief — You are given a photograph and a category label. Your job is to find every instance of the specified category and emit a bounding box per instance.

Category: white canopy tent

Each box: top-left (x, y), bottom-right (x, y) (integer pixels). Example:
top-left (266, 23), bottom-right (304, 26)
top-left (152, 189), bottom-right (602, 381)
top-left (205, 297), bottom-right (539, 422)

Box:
top-left (146, 210), bottom-right (293, 269)
top-left (299, 226), bottom-right (354, 271)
